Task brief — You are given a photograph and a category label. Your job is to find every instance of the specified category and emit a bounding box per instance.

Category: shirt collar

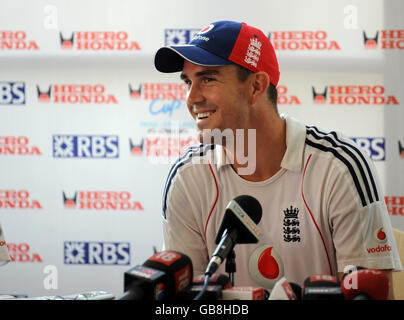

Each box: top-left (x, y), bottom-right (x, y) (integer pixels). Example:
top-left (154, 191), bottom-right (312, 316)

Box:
top-left (279, 113), bottom-right (306, 173)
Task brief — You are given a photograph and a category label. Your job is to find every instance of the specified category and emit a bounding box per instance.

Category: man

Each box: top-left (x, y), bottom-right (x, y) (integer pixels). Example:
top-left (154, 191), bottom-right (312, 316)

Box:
top-left (154, 20), bottom-right (402, 298)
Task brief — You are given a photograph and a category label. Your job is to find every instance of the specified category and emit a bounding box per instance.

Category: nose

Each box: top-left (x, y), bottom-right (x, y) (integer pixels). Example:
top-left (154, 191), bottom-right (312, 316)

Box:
top-left (186, 83), bottom-right (204, 113)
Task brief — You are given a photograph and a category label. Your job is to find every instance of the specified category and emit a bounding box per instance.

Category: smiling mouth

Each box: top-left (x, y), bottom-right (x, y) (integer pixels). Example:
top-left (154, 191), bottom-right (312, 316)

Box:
top-left (196, 111), bottom-right (215, 120)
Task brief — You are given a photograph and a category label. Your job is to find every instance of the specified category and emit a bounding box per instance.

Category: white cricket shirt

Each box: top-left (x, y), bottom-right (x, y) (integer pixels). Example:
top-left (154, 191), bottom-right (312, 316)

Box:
top-left (162, 114), bottom-right (402, 287)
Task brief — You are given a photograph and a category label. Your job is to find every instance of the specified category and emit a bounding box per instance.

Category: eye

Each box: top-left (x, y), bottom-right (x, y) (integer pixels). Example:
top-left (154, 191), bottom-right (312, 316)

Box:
top-left (202, 77), bottom-right (215, 84)
top-left (183, 79), bottom-right (192, 88)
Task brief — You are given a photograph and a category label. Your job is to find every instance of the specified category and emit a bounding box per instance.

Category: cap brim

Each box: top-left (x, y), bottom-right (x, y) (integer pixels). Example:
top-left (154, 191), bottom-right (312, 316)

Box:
top-left (154, 45), bottom-right (231, 73)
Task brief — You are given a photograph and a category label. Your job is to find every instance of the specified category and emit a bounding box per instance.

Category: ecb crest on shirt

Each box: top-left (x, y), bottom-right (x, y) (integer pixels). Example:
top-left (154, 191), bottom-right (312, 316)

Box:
top-left (283, 206), bottom-right (301, 243)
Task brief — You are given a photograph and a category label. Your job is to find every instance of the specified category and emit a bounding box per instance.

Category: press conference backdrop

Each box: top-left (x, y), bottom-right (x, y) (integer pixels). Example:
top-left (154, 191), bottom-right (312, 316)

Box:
top-left (0, 0), bottom-right (403, 297)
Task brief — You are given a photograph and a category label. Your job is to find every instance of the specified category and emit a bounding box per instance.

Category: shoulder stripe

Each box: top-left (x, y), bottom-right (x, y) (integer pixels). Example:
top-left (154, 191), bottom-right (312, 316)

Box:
top-left (307, 126), bottom-right (379, 202)
top-left (306, 126), bottom-right (378, 207)
top-left (162, 144), bottom-right (215, 219)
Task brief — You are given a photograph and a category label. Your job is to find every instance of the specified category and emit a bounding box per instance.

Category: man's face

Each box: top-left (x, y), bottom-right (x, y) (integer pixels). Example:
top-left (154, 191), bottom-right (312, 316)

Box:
top-left (180, 61), bottom-right (250, 143)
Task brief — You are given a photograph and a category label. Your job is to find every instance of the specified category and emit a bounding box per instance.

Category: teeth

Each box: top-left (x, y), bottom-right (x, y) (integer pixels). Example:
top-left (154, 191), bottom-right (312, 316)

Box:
top-left (197, 112), bottom-right (212, 119)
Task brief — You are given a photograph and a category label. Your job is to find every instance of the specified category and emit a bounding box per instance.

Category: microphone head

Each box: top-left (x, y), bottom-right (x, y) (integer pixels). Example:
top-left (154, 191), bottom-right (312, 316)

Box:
top-left (289, 282), bottom-right (302, 299)
top-left (248, 245), bottom-right (284, 289)
top-left (268, 277), bottom-right (300, 300)
top-left (341, 269), bottom-right (389, 300)
top-left (233, 195), bottom-right (262, 224)
top-left (302, 275), bottom-right (344, 300)
top-left (142, 250), bottom-right (193, 299)
top-left (341, 265), bottom-right (367, 281)
top-left (215, 195), bottom-right (262, 244)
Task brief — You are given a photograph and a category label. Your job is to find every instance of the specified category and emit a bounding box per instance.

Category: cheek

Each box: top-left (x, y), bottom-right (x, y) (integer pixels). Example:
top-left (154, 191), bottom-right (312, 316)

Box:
top-left (186, 103), bottom-right (194, 118)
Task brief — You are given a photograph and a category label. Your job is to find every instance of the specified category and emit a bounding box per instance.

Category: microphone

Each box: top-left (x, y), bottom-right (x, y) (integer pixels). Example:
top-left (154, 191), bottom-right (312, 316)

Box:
top-left (222, 286), bottom-right (265, 300)
top-left (118, 250), bottom-right (193, 300)
top-left (341, 268), bottom-right (389, 300)
top-left (268, 277), bottom-right (301, 300)
top-left (302, 275), bottom-right (344, 300)
top-left (248, 245), bottom-right (284, 291)
top-left (205, 195), bottom-right (262, 277)
top-left (193, 273), bottom-right (232, 289)
top-left (179, 273), bottom-right (232, 300)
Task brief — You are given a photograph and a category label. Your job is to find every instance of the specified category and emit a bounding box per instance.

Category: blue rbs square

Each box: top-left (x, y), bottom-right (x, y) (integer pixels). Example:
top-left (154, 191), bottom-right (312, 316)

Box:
top-left (53, 135), bottom-right (119, 158)
top-left (0, 81), bottom-right (25, 105)
top-left (64, 241), bottom-right (130, 265)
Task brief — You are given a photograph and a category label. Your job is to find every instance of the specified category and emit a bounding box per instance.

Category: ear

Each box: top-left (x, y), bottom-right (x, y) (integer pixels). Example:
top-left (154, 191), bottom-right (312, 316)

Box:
top-left (250, 71), bottom-right (270, 105)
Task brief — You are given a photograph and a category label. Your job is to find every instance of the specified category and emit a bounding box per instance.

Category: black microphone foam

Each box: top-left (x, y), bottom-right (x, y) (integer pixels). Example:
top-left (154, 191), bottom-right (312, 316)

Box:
top-left (233, 195), bottom-right (262, 224)
top-left (215, 195), bottom-right (262, 244)
top-left (290, 282), bottom-right (302, 300)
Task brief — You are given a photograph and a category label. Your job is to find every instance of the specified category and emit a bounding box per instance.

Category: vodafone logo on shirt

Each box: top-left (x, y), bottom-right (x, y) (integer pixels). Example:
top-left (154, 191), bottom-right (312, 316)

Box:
top-left (366, 227), bottom-right (391, 255)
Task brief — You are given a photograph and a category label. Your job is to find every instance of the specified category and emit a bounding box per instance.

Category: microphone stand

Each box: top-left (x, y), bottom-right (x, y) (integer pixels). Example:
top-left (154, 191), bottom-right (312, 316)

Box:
top-left (225, 249), bottom-right (236, 287)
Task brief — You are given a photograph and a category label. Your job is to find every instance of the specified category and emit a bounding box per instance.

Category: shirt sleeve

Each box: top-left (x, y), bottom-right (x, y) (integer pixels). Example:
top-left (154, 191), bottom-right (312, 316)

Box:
top-left (328, 158), bottom-right (403, 273)
top-left (162, 173), bottom-right (209, 276)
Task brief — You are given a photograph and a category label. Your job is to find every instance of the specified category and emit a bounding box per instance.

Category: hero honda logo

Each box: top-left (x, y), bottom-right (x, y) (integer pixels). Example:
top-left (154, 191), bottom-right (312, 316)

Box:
top-left (385, 196), bottom-right (404, 216)
top-left (277, 85), bottom-right (301, 105)
top-left (37, 84), bottom-right (118, 104)
top-left (311, 85), bottom-right (399, 105)
top-left (59, 31), bottom-right (141, 51)
top-left (64, 241), bottom-right (130, 265)
top-left (0, 190), bottom-right (42, 210)
top-left (62, 190), bottom-right (144, 211)
top-left (268, 30), bottom-right (341, 50)
top-left (129, 128), bottom-right (198, 162)
top-left (7, 243), bottom-right (42, 263)
top-left (0, 136), bottom-right (42, 156)
top-left (129, 83), bottom-right (187, 118)
top-left (363, 29), bottom-right (404, 49)
top-left (0, 82), bottom-right (25, 105)
top-left (0, 31), bottom-right (39, 50)
top-left (53, 135), bottom-right (119, 158)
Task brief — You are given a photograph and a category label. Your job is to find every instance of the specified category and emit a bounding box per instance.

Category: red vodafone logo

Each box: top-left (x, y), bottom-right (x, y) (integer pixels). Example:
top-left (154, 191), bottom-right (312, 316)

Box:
top-left (375, 227), bottom-right (387, 243)
top-left (248, 245), bottom-right (284, 288)
top-left (198, 24), bottom-right (214, 34)
top-left (257, 247), bottom-right (280, 279)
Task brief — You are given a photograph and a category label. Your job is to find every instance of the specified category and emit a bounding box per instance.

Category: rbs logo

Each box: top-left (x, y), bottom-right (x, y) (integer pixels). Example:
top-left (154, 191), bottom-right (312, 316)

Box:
top-left (351, 137), bottom-right (385, 161)
top-left (64, 241), bottom-right (130, 265)
top-left (53, 135), bottom-right (119, 158)
top-left (0, 82), bottom-right (25, 105)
